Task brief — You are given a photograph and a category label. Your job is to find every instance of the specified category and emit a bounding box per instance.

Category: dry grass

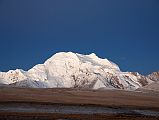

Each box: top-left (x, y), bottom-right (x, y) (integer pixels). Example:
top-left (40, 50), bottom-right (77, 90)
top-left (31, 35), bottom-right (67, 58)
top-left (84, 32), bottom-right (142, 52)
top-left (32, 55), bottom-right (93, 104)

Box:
top-left (0, 87), bottom-right (159, 120)
top-left (0, 112), bottom-right (159, 120)
top-left (0, 87), bottom-right (159, 109)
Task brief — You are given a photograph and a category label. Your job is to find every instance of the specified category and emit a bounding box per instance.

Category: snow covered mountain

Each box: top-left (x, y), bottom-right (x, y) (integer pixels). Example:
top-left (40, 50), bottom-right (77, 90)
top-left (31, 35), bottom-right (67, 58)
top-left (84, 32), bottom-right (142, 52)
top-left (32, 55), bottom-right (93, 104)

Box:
top-left (138, 81), bottom-right (159, 92)
top-left (0, 52), bottom-right (155, 90)
top-left (147, 71), bottom-right (159, 81)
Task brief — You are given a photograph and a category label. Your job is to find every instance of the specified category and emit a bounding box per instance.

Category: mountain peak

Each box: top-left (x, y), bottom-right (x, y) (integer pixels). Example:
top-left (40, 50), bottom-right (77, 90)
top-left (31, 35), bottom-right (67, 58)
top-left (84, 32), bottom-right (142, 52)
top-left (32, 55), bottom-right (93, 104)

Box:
top-left (0, 52), bottom-right (155, 90)
top-left (147, 71), bottom-right (159, 81)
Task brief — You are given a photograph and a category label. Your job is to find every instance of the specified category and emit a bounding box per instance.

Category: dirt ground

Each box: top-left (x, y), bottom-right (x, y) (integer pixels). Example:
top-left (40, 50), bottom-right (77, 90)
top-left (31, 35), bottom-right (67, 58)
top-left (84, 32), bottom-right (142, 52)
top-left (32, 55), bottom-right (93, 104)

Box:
top-left (0, 87), bottom-right (159, 120)
top-left (0, 112), bottom-right (159, 120)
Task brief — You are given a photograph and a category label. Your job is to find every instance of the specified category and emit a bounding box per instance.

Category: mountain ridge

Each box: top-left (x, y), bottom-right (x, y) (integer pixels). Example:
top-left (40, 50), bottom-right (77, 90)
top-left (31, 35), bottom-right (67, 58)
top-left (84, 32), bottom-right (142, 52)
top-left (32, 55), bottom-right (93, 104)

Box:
top-left (0, 52), bottom-right (158, 90)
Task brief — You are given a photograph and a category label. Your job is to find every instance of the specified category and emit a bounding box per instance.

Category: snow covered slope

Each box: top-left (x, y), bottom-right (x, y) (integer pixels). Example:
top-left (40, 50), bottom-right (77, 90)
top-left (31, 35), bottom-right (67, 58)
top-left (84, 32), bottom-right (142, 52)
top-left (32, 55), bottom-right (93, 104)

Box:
top-left (139, 81), bottom-right (159, 92)
top-left (0, 52), bottom-right (154, 90)
top-left (147, 71), bottom-right (159, 81)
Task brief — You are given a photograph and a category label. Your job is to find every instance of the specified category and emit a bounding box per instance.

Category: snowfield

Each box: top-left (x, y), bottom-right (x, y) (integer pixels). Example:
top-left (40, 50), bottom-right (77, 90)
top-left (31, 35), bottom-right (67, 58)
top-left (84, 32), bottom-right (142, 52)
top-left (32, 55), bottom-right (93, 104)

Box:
top-left (0, 52), bottom-right (155, 90)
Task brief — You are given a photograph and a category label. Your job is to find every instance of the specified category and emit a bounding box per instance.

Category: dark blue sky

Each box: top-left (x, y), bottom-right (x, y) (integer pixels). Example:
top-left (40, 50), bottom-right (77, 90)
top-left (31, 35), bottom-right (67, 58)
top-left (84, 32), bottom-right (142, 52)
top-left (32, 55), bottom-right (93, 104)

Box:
top-left (0, 0), bottom-right (159, 75)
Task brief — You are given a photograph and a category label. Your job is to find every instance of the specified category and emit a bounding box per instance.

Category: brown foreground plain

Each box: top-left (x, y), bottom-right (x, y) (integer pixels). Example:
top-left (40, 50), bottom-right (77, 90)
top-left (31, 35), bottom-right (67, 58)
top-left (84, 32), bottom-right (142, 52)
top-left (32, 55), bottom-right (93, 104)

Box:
top-left (0, 87), bottom-right (159, 120)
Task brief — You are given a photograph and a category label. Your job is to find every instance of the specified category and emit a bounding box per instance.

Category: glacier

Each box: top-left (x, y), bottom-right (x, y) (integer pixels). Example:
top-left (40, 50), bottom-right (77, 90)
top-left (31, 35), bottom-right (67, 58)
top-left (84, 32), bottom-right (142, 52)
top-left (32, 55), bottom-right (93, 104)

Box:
top-left (0, 52), bottom-right (153, 90)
